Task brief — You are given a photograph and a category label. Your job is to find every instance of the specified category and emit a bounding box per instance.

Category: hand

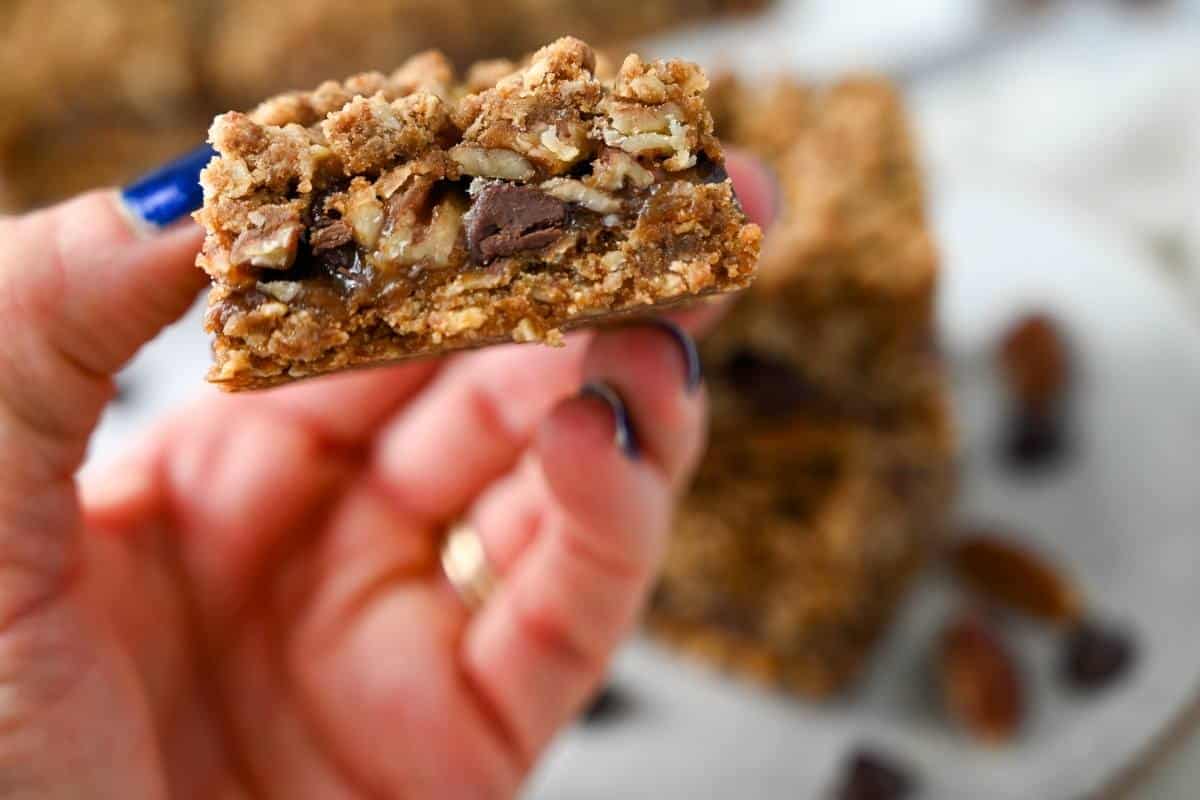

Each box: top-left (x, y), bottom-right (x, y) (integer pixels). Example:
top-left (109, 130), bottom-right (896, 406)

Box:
top-left (0, 154), bottom-right (774, 799)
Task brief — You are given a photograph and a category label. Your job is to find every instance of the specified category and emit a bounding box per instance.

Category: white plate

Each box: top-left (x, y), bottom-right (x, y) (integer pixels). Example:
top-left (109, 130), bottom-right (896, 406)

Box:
top-left (525, 181), bottom-right (1200, 800)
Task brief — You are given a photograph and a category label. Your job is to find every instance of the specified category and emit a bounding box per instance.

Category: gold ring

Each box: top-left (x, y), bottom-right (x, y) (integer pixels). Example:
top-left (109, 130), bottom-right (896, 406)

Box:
top-left (440, 521), bottom-right (496, 611)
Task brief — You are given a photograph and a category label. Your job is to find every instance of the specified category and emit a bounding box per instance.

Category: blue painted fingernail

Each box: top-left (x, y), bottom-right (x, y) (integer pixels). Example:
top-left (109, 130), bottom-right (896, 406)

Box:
top-left (119, 144), bottom-right (215, 229)
top-left (580, 381), bottom-right (640, 460)
top-left (651, 319), bottom-right (702, 393)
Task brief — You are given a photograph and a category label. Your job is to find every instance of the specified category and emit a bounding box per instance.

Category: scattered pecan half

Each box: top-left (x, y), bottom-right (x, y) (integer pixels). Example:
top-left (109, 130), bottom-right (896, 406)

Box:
top-left (939, 612), bottom-right (1024, 745)
top-left (949, 534), bottom-right (1083, 626)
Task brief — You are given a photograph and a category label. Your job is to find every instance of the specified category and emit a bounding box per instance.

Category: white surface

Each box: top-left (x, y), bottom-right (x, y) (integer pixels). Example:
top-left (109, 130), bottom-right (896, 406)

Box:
top-left (642, 0), bottom-right (991, 81)
top-left (910, 3), bottom-right (1200, 302)
top-left (525, 182), bottom-right (1200, 800)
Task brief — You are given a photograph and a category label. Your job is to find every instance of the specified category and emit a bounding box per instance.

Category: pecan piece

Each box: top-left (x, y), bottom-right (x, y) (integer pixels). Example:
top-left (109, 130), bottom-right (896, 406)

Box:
top-left (999, 313), bottom-right (1070, 412)
top-left (309, 220), bottom-right (353, 251)
top-left (540, 178), bottom-right (621, 214)
top-left (230, 205), bottom-right (304, 270)
top-left (449, 145), bottom-right (536, 181)
top-left (939, 613), bottom-right (1024, 745)
top-left (949, 534), bottom-right (1083, 625)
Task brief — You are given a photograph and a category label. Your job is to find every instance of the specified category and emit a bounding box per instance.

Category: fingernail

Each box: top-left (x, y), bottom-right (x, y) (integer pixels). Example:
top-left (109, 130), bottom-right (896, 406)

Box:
top-left (118, 144), bottom-right (215, 231)
top-left (580, 381), bottom-right (640, 460)
top-left (650, 319), bottom-right (702, 393)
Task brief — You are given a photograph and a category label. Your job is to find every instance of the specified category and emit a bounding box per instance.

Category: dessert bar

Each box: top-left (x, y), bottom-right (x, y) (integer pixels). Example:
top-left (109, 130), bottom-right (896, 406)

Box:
top-left (649, 387), bottom-right (954, 696)
top-left (0, 0), bottom-right (199, 209)
top-left (647, 77), bottom-right (955, 697)
top-left (194, 38), bottom-right (760, 389)
top-left (706, 77), bottom-right (942, 415)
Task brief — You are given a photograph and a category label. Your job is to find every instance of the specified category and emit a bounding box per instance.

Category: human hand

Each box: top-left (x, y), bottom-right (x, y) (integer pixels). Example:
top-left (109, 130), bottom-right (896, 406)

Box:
top-left (0, 153), bottom-right (774, 799)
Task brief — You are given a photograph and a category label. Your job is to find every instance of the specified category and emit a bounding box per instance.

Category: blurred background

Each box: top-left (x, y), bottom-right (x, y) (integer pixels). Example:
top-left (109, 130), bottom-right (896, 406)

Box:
top-left (4, 1), bottom-right (1200, 797)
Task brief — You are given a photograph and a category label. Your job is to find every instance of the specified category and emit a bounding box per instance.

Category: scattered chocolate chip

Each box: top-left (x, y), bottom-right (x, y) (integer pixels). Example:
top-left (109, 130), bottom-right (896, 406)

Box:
top-left (694, 153), bottom-right (730, 185)
top-left (939, 612), bottom-right (1024, 744)
top-left (580, 684), bottom-right (631, 725)
top-left (722, 348), bottom-right (818, 419)
top-left (949, 534), bottom-right (1083, 626)
top-left (465, 183), bottom-right (566, 264)
top-left (833, 749), bottom-right (916, 800)
top-left (1062, 621), bottom-right (1137, 693)
top-left (1004, 407), bottom-right (1069, 470)
top-left (999, 313), bottom-right (1070, 413)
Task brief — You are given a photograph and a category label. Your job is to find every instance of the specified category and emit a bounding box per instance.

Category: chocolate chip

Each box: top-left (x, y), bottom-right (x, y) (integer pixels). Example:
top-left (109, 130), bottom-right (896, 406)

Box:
top-left (465, 183), bottom-right (566, 264)
top-left (694, 152), bottom-right (729, 185)
top-left (834, 749), bottom-right (916, 800)
top-left (1004, 407), bottom-right (1069, 471)
top-left (580, 684), bottom-right (631, 725)
top-left (1062, 621), bottom-right (1137, 692)
top-left (722, 348), bottom-right (818, 419)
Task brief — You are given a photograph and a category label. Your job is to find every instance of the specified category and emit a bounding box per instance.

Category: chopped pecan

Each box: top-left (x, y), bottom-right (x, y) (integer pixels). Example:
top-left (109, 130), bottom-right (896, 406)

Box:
top-left (602, 107), bottom-right (696, 171)
top-left (230, 206), bottom-right (303, 269)
top-left (310, 220), bottom-right (353, 251)
top-left (540, 178), bottom-right (621, 214)
top-left (449, 145), bottom-right (536, 181)
top-left (591, 149), bottom-right (654, 191)
top-left (378, 183), bottom-right (466, 270)
top-left (344, 181), bottom-right (384, 249)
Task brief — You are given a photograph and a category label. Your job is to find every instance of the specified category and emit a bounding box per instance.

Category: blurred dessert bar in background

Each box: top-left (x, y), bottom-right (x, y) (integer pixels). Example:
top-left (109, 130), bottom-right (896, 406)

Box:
top-left (204, 0), bottom-right (772, 109)
top-left (0, 0), bottom-right (205, 209)
top-left (0, 0), bottom-right (767, 210)
top-left (647, 78), bottom-right (956, 697)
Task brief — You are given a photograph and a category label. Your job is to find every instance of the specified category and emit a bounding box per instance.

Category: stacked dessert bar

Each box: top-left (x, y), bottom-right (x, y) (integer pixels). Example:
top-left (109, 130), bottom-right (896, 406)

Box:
top-left (647, 78), bottom-right (957, 697)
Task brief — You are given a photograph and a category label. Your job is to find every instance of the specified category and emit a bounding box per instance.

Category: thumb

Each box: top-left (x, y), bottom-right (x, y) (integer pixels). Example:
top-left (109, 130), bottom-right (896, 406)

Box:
top-left (0, 175), bottom-right (205, 615)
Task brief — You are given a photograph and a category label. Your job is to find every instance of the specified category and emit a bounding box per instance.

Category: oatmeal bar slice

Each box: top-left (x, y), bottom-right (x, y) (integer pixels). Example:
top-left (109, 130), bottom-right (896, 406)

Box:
top-left (195, 38), bottom-right (760, 390)
top-left (646, 75), bottom-right (956, 698)
top-left (705, 77), bottom-right (940, 414)
top-left (649, 386), bottom-right (955, 697)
